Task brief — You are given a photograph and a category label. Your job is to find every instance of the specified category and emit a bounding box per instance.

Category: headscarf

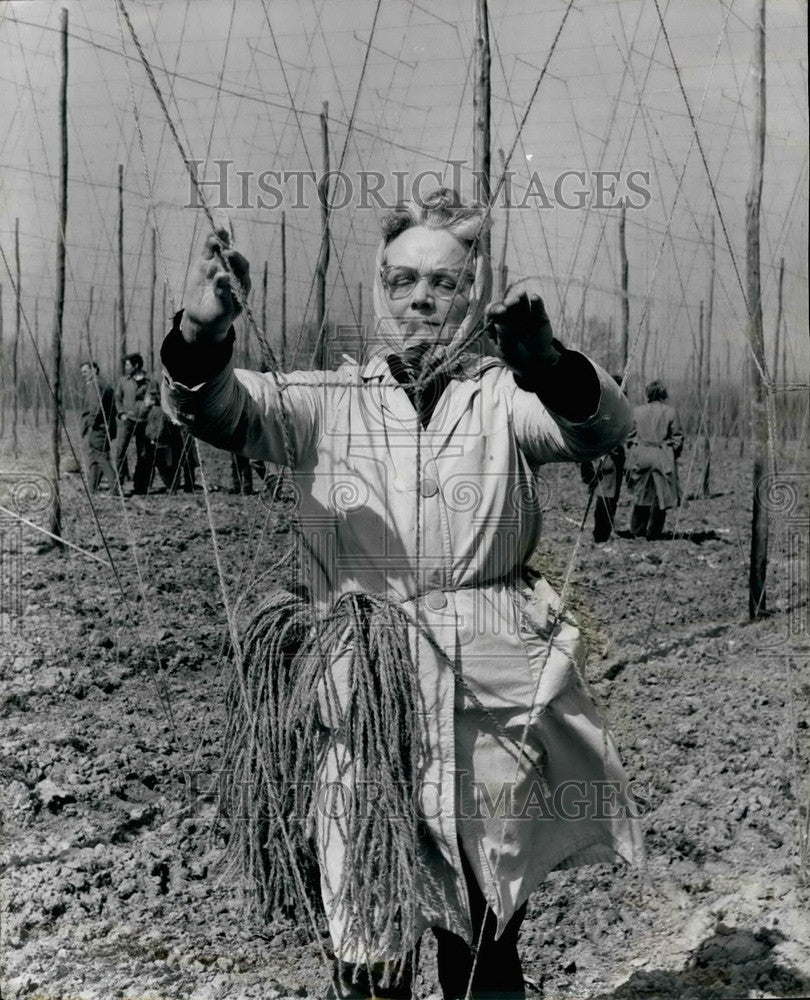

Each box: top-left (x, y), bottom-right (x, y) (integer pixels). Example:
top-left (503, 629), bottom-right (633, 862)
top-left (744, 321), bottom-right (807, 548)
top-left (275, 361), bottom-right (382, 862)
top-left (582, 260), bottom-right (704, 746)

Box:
top-left (370, 229), bottom-right (498, 380)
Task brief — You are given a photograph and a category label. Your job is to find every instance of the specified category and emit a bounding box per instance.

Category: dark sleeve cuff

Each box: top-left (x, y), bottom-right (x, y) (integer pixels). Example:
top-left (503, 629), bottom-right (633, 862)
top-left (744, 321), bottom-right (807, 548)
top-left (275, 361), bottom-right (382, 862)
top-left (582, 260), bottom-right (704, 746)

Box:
top-left (513, 339), bottom-right (601, 422)
top-left (160, 310), bottom-right (235, 386)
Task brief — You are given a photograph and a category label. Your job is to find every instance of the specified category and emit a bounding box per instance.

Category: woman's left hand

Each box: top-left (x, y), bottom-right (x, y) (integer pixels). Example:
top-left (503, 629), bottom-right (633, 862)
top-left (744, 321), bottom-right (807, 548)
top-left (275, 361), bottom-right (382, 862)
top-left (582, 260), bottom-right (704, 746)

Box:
top-left (485, 290), bottom-right (559, 378)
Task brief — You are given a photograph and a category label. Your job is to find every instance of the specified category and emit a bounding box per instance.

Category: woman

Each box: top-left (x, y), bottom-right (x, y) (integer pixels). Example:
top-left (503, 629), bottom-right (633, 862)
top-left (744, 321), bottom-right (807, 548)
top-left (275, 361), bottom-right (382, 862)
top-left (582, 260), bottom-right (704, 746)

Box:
top-left (579, 374), bottom-right (626, 543)
top-left (625, 379), bottom-right (684, 540)
top-left (161, 190), bottom-right (643, 998)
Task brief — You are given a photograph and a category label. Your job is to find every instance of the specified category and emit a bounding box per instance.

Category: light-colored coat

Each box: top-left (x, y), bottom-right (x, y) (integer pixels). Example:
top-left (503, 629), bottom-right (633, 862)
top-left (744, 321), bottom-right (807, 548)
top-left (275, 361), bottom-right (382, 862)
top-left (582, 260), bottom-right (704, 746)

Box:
top-left (625, 400), bottom-right (684, 509)
top-left (163, 347), bottom-right (644, 957)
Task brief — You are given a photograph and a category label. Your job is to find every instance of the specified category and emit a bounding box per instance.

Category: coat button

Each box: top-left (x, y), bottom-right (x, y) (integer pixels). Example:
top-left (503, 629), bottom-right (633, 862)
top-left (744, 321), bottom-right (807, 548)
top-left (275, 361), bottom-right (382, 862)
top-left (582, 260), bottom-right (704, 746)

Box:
top-left (420, 477), bottom-right (439, 498)
top-left (425, 590), bottom-right (447, 611)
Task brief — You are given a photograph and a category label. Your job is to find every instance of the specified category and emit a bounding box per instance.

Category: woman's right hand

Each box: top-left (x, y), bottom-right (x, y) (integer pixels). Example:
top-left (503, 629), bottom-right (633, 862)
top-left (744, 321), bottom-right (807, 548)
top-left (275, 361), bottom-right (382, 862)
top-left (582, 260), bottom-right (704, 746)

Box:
top-left (181, 228), bottom-right (251, 345)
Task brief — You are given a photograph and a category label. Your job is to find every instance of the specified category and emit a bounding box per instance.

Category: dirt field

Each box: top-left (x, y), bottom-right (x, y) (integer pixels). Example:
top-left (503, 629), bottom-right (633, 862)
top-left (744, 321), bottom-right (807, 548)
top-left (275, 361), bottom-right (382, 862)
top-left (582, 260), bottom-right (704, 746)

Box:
top-left (1, 434), bottom-right (808, 1000)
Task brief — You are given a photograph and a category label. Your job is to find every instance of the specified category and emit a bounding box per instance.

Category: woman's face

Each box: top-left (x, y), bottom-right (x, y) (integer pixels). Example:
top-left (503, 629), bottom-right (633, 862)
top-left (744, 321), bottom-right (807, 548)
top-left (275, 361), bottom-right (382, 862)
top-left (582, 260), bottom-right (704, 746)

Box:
top-left (382, 227), bottom-right (472, 350)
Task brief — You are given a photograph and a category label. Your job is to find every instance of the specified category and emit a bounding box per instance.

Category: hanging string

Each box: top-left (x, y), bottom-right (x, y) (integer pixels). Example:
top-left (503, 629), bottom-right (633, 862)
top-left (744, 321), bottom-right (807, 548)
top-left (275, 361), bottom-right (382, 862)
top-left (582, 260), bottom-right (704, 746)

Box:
top-left (112, 0), bottom-right (405, 982)
top-left (0, 240), bottom-right (181, 741)
top-left (52, 4), bottom-right (805, 995)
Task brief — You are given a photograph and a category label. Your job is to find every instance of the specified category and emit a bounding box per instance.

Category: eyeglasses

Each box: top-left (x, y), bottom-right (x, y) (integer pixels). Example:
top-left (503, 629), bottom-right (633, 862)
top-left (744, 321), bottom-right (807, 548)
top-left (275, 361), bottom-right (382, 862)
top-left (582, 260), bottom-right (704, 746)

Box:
top-left (380, 265), bottom-right (473, 300)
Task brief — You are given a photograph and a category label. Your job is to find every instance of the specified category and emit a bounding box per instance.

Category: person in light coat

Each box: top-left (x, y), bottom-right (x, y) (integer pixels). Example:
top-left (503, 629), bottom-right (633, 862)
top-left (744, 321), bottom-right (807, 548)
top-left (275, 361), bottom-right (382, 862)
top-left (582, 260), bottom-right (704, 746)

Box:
top-left (161, 190), bottom-right (644, 1000)
top-left (625, 379), bottom-right (684, 540)
top-left (579, 374), bottom-right (626, 543)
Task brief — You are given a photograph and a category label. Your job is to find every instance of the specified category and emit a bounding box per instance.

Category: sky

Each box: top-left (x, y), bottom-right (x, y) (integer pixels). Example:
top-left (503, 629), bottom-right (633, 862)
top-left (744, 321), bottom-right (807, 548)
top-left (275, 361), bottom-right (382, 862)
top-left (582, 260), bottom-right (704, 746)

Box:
top-left (0, 0), bottom-right (807, 387)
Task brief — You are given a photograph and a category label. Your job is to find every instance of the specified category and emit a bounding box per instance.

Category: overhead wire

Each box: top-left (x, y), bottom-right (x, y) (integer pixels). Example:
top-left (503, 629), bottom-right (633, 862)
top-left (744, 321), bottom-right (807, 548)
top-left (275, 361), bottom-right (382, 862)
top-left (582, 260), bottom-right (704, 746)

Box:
top-left (3, 1), bottom-right (807, 992)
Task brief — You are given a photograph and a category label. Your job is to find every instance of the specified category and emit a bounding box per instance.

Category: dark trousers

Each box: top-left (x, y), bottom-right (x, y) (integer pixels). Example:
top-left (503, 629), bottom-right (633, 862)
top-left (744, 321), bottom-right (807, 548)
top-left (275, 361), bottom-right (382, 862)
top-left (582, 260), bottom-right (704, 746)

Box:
top-left (592, 494), bottom-right (619, 543)
top-left (171, 450), bottom-right (196, 492)
top-left (145, 445), bottom-right (195, 493)
top-left (84, 438), bottom-right (118, 493)
top-left (116, 419), bottom-right (150, 494)
top-left (144, 444), bottom-right (172, 492)
top-left (631, 500), bottom-right (666, 539)
top-left (173, 435), bottom-right (196, 492)
top-left (230, 452), bottom-right (254, 495)
top-left (329, 850), bottom-right (527, 1000)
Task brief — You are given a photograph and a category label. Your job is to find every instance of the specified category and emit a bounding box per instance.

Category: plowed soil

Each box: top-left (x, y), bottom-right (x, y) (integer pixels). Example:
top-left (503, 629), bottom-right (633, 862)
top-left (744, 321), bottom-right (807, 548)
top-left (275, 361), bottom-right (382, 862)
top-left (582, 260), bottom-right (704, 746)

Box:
top-left (2, 437), bottom-right (808, 1000)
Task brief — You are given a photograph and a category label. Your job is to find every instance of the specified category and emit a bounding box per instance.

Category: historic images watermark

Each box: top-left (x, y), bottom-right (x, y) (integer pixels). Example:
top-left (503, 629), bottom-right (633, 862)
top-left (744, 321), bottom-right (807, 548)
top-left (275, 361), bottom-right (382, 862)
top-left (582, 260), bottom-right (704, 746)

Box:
top-left (184, 160), bottom-right (652, 212)
top-left (0, 473), bottom-right (54, 634)
top-left (184, 769), bottom-right (652, 823)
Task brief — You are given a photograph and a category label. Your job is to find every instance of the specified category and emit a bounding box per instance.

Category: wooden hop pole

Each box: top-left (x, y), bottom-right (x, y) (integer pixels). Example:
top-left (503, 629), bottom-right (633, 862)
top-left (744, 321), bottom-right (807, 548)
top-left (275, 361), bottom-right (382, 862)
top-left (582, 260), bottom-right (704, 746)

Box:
top-left (747, 0), bottom-right (769, 620)
top-left (473, 0), bottom-right (491, 257)
top-left (113, 295), bottom-right (118, 375)
top-left (280, 210), bottom-right (287, 369)
top-left (13, 217), bottom-right (20, 457)
top-left (773, 256), bottom-right (784, 385)
top-left (640, 309), bottom-right (650, 389)
top-left (697, 300), bottom-right (704, 429)
top-left (261, 260), bottom-right (268, 370)
top-left (497, 148), bottom-right (510, 298)
top-left (85, 285), bottom-right (94, 360)
top-left (49, 8), bottom-right (69, 540)
top-left (109, 298), bottom-right (115, 376)
top-left (34, 298), bottom-right (40, 428)
top-left (702, 216), bottom-right (715, 496)
top-left (149, 227), bottom-right (156, 374)
top-left (619, 203), bottom-right (629, 371)
top-left (725, 339), bottom-right (731, 444)
top-left (316, 103), bottom-right (330, 369)
top-left (118, 163), bottom-right (126, 363)
top-left (0, 283), bottom-right (3, 437)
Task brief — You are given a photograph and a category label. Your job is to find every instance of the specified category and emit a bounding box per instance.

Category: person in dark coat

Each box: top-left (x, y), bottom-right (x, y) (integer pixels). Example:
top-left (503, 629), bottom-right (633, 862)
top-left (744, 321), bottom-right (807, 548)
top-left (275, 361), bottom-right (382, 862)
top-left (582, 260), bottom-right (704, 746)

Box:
top-left (80, 361), bottom-right (119, 493)
top-left (579, 374), bottom-right (626, 543)
top-left (625, 379), bottom-right (684, 539)
top-left (114, 352), bottom-right (152, 494)
top-left (143, 387), bottom-right (196, 493)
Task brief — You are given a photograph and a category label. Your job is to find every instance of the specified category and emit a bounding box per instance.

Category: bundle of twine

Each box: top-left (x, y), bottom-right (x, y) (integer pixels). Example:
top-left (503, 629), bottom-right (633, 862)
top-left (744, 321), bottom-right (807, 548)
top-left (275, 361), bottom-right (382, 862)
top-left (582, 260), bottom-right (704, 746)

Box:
top-left (219, 589), bottom-right (442, 968)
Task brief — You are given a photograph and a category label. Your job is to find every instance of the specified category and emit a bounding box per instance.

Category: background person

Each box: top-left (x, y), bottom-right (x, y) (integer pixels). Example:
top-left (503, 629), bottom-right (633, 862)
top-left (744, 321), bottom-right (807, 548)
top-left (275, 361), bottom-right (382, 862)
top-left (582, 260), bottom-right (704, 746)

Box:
top-left (579, 373), bottom-right (626, 544)
top-left (229, 451), bottom-right (254, 495)
top-left (143, 387), bottom-right (197, 494)
top-left (625, 378), bottom-right (684, 540)
top-left (114, 352), bottom-right (152, 494)
top-left (79, 360), bottom-right (118, 494)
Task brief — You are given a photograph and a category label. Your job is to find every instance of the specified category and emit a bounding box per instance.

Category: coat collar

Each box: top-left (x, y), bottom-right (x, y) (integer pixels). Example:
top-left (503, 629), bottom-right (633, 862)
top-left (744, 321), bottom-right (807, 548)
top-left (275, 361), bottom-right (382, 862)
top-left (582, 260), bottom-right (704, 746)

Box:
top-left (358, 352), bottom-right (504, 383)
top-left (355, 352), bottom-right (506, 444)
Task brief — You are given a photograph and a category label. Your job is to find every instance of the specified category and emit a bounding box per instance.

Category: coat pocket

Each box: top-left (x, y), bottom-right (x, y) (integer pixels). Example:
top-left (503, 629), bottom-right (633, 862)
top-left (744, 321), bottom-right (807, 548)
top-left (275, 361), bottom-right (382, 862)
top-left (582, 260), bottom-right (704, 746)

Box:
top-left (518, 578), bottom-right (587, 714)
